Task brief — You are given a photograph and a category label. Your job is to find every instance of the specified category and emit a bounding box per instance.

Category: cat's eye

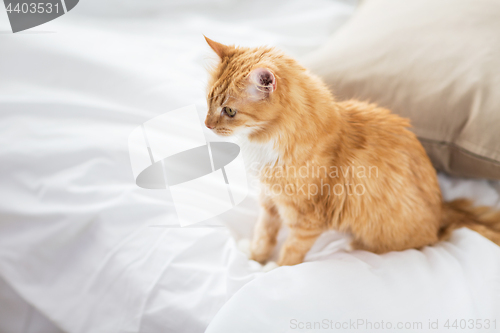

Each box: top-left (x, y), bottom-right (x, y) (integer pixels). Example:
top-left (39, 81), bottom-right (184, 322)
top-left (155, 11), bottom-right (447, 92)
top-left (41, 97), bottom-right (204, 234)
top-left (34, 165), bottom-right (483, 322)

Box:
top-left (223, 106), bottom-right (237, 117)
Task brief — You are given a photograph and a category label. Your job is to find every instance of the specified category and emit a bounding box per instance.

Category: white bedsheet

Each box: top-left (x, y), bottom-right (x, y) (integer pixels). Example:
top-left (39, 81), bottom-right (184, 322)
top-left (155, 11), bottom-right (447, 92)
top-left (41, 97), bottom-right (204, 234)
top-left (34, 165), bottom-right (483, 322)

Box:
top-left (1, 1), bottom-right (499, 332)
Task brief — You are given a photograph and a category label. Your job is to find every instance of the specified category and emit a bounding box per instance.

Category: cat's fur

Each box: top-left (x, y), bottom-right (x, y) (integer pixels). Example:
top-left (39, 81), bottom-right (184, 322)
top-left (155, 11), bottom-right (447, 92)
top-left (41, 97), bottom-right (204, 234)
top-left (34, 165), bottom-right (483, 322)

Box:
top-left (204, 37), bottom-right (500, 266)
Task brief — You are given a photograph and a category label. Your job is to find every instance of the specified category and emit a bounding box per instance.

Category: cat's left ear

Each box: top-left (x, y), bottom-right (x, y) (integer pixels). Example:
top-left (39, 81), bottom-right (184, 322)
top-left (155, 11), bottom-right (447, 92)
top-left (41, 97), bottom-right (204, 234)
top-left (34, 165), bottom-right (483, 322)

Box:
top-left (204, 36), bottom-right (231, 58)
top-left (247, 68), bottom-right (277, 101)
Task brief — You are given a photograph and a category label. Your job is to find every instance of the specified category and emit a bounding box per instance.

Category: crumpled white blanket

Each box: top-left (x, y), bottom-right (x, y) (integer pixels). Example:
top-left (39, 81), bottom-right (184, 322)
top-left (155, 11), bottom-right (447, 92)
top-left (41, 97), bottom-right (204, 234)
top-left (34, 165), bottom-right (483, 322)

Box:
top-left (0, 0), bottom-right (357, 332)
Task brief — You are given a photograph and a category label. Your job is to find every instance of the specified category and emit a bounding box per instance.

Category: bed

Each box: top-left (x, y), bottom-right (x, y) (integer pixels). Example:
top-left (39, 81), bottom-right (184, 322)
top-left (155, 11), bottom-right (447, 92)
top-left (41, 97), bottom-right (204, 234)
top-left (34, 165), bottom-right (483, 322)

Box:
top-left (0, 1), bottom-right (499, 332)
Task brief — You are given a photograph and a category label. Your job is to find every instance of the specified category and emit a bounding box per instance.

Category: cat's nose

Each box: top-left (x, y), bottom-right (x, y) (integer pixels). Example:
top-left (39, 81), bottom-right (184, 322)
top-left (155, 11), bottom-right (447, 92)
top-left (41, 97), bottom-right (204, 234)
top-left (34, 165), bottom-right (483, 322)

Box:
top-left (205, 120), bottom-right (215, 129)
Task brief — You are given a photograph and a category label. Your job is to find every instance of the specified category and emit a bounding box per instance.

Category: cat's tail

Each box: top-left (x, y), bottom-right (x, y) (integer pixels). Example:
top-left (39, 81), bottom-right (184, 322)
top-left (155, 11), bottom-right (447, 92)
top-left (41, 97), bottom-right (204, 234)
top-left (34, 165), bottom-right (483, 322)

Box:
top-left (439, 199), bottom-right (500, 246)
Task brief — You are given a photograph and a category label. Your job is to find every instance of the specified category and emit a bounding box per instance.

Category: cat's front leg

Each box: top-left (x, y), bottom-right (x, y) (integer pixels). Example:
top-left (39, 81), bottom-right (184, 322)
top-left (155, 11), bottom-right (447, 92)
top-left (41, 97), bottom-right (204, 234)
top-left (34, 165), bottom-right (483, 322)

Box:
top-left (277, 226), bottom-right (323, 266)
top-left (250, 197), bottom-right (282, 264)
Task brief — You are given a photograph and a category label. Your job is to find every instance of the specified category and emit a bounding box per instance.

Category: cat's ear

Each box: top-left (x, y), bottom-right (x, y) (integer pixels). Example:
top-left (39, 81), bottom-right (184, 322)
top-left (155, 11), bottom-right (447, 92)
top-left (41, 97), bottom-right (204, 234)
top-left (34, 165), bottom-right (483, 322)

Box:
top-left (247, 67), bottom-right (277, 101)
top-left (204, 36), bottom-right (230, 58)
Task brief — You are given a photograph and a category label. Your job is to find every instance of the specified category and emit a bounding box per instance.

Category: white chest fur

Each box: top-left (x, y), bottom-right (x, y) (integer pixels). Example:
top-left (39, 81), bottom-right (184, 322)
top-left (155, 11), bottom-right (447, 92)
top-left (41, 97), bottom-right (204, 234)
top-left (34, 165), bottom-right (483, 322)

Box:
top-left (236, 136), bottom-right (280, 175)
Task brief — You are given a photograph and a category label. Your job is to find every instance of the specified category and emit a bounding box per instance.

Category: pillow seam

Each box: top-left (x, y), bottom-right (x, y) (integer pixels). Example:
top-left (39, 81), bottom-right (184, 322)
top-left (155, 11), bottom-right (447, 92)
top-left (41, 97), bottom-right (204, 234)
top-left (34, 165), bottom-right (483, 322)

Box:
top-left (418, 137), bottom-right (500, 167)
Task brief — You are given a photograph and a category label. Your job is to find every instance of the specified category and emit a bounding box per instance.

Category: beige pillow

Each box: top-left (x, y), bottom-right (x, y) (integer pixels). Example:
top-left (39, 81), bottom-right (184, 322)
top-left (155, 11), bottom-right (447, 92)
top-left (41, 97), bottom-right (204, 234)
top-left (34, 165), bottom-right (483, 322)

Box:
top-left (304, 0), bottom-right (500, 179)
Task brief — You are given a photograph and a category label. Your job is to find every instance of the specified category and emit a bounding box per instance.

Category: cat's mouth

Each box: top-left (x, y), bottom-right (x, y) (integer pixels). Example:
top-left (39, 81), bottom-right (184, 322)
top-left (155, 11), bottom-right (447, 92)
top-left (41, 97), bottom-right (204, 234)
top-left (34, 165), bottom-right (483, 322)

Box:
top-left (214, 127), bottom-right (233, 136)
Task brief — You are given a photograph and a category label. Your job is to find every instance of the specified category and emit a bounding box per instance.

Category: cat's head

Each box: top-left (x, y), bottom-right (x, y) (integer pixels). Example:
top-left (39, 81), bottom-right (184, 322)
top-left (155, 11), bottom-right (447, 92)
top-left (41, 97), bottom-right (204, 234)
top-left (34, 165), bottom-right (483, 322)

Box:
top-left (204, 37), bottom-right (286, 139)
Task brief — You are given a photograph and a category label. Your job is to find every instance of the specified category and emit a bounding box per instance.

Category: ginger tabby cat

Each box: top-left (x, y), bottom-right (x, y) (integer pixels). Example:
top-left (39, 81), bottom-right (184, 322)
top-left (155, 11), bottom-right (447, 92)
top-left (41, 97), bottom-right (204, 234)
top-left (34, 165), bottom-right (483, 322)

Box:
top-left (203, 37), bottom-right (500, 266)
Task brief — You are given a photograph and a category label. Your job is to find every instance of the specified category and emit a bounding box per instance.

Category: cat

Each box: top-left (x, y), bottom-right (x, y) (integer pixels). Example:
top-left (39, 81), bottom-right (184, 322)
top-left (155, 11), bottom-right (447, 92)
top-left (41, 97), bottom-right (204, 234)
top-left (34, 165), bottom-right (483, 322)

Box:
top-left (203, 36), bottom-right (500, 266)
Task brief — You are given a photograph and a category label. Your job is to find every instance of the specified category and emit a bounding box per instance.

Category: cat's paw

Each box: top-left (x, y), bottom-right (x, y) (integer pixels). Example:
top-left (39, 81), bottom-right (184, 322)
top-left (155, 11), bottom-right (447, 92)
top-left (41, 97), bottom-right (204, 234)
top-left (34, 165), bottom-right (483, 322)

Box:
top-left (262, 261), bottom-right (278, 272)
top-left (249, 238), bottom-right (274, 264)
top-left (237, 238), bottom-right (251, 258)
top-left (249, 250), bottom-right (269, 264)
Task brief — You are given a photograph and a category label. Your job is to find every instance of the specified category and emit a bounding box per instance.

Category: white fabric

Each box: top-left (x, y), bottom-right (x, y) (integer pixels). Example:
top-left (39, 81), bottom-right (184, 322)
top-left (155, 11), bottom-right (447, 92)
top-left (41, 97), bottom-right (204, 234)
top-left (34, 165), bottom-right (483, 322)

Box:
top-left (0, 276), bottom-right (65, 333)
top-left (2, 1), bottom-right (499, 332)
top-left (207, 229), bottom-right (500, 333)
top-left (0, 1), bottom-right (357, 332)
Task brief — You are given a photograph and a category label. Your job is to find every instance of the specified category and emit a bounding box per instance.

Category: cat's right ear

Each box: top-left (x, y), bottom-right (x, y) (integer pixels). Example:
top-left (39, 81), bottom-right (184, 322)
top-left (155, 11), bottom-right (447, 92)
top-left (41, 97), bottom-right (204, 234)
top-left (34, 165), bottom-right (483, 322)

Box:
top-left (247, 67), bottom-right (277, 101)
top-left (204, 36), bottom-right (230, 58)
